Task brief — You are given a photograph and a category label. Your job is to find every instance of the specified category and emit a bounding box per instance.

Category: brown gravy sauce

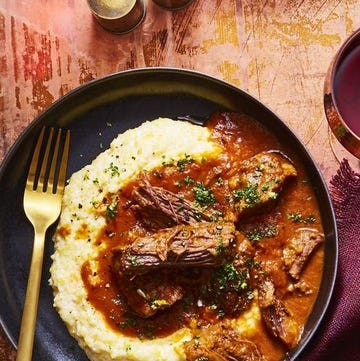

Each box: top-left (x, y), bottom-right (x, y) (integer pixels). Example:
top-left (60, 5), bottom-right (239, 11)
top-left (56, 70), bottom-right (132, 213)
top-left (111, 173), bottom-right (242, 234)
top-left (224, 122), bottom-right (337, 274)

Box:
top-left (81, 112), bottom-right (324, 360)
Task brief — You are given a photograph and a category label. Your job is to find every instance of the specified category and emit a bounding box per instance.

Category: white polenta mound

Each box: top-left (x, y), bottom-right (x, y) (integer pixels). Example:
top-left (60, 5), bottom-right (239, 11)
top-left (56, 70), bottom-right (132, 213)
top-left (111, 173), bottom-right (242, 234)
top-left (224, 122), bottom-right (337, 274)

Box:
top-left (49, 118), bottom-right (261, 361)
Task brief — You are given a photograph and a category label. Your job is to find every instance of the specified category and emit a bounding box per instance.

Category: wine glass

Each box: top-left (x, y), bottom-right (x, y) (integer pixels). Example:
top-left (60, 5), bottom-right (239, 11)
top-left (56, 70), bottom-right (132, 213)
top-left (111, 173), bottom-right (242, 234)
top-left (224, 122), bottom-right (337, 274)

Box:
top-left (324, 28), bottom-right (360, 170)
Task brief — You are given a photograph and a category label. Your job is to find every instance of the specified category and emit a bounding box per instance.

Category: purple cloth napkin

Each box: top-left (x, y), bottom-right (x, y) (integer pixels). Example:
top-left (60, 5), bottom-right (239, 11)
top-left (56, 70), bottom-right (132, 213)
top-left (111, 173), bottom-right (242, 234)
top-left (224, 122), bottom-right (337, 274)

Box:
top-left (298, 159), bottom-right (360, 361)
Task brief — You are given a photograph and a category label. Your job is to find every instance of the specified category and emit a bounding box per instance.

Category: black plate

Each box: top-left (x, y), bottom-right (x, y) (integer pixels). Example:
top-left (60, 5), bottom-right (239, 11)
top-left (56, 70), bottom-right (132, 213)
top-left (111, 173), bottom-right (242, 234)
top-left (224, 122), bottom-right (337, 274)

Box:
top-left (0, 68), bottom-right (337, 360)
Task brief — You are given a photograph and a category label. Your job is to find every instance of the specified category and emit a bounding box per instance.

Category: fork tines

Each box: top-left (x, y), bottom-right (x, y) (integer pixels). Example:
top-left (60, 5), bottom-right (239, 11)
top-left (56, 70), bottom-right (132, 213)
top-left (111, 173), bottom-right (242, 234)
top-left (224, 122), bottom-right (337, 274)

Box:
top-left (26, 127), bottom-right (70, 194)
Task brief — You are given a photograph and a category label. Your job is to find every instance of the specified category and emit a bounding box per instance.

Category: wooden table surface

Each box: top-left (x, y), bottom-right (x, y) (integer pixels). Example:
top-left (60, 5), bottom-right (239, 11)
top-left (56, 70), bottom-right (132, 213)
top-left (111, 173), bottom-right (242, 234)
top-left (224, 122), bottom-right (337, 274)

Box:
top-left (1, 0), bottom-right (359, 359)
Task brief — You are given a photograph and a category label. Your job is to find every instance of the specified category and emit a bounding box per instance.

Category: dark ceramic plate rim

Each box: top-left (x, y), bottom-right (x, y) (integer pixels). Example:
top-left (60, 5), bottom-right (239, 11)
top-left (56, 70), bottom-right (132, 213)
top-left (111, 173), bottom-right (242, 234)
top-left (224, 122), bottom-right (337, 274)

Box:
top-left (0, 67), bottom-right (337, 361)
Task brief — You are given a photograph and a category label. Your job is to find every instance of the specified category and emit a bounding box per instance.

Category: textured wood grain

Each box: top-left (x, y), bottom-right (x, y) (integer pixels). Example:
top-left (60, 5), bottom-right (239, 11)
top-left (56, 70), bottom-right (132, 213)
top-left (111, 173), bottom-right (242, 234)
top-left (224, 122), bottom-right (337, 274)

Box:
top-left (1, 0), bottom-right (360, 357)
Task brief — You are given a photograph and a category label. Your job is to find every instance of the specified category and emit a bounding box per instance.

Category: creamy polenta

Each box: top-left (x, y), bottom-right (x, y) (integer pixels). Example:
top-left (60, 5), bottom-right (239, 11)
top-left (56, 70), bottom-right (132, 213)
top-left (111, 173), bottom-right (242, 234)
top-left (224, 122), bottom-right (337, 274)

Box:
top-left (49, 118), bottom-right (261, 361)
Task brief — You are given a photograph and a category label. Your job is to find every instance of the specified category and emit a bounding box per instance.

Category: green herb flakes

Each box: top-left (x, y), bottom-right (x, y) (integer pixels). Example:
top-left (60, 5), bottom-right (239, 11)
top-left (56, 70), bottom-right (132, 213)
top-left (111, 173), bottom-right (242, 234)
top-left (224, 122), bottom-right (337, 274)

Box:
top-left (287, 212), bottom-right (316, 224)
top-left (129, 254), bottom-right (139, 266)
top-left (233, 183), bottom-right (260, 206)
top-left (106, 198), bottom-right (118, 219)
top-left (193, 182), bottom-right (216, 208)
top-left (215, 263), bottom-right (250, 293)
top-left (177, 154), bottom-right (195, 171)
top-left (105, 162), bottom-right (120, 177)
top-left (245, 224), bottom-right (278, 241)
top-left (215, 239), bottom-right (225, 255)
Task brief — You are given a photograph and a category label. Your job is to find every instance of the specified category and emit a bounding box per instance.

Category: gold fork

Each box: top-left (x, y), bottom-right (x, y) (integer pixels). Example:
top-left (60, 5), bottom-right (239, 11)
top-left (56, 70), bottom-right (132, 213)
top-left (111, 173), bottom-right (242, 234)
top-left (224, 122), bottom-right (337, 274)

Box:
top-left (16, 127), bottom-right (70, 361)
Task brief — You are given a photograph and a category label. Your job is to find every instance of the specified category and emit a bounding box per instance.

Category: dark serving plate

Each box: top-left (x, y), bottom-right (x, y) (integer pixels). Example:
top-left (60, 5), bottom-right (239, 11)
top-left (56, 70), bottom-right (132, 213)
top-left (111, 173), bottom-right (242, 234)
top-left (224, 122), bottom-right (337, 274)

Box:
top-left (0, 68), bottom-right (337, 360)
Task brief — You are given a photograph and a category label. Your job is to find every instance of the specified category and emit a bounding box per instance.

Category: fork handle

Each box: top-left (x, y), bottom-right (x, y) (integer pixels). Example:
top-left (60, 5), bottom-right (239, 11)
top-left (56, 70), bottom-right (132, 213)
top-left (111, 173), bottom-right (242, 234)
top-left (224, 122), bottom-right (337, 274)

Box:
top-left (16, 229), bottom-right (46, 361)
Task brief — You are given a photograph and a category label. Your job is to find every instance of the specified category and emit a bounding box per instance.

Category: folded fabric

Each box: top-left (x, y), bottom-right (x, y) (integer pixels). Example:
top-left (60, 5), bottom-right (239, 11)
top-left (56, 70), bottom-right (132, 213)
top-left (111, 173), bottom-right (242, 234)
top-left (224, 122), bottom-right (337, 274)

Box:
top-left (298, 159), bottom-right (360, 361)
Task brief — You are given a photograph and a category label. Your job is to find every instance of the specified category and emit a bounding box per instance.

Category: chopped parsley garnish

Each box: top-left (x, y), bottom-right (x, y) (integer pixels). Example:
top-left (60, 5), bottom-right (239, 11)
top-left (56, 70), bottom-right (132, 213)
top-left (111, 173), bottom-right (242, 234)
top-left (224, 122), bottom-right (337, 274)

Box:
top-left (105, 162), bottom-right (120, 177)
top-left (183, 175), bottom-right (195, 185)
top-left (193, 335), bottom-right (201, 347)
top-left (215, 263), bottom-right (250, 293)
top-left (245, 258), bottom-right (261, 268)
top-left (162, 157), bottom-right (175, 167)
top-left (233, 183), bottom-right (260, 206)
top-left (215, 239), bottom-right (225, 255)
top-left (261, 180), bottom-right (279, 198)
top-left (150, 299), bottom-right (169, 310)
top-left (245, 224), bottom-right (279, 241)
top-left (287, 212), bottom-right (316, 224)
top-left (304, 214), bottom-right (316, 223)
top-left (174, 180), bottom-right (183, 187)
top-left (176, 154), bottom-right (195, 171)
top-left (105, 196), bottom-right (119, 219)
top-left (129, 254), bottom-right (139, 266)
top-left (118, 316), bottom-right (138, 330)
top-left (193, 182), bottom-right (216, 208)
top-left (162, 154), bottom-right (195, 172)
top-left (90, 200), bottom-right (99, 208)
top-left (216, 177), bottom-right (224, 186)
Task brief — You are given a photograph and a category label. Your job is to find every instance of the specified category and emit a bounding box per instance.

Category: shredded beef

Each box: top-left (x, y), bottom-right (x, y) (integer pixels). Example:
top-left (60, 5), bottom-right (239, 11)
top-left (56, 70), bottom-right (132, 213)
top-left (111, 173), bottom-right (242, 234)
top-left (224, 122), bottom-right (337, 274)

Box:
top-left (112, 221), bottom-right (236, 276)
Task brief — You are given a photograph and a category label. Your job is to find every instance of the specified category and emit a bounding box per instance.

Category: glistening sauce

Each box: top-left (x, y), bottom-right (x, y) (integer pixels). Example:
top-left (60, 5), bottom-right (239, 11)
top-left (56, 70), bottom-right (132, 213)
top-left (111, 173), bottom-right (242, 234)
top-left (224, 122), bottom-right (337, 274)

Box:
top-left (81, 112), bottom-right (324, 361)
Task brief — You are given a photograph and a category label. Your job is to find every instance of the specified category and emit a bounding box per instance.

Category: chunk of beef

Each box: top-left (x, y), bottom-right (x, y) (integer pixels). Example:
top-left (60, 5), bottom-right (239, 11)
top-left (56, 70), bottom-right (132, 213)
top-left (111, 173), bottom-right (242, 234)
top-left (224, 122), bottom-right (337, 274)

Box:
top-left (114, 270), bottom-right (184, 318)
top-left (256, 272), bottom-right (301, 348)
top-left (282, 228), bottom-right (324, 280)
top-left (229, 151), bottom-right (297, 218)
top-left (112, 222), bottom-right (236, 276)
top-left (201, 236), bottom-right (255, 316)
top-left (131, 179), bottom-right (211, 229)
top-left (233, 234), bottom-right (256, 266)
top-left (287, 280), bottom-right (314, 295)
top-left (184, 322), bottom-right (265, 361)
top-left (211, 262), bottom-right (254, 316)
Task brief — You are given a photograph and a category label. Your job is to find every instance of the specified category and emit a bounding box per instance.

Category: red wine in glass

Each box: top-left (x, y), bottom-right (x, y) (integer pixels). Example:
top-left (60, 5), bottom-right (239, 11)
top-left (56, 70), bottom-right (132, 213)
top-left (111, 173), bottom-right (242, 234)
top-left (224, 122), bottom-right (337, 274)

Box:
top-left (334, 45), bottom-right (360, 137)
